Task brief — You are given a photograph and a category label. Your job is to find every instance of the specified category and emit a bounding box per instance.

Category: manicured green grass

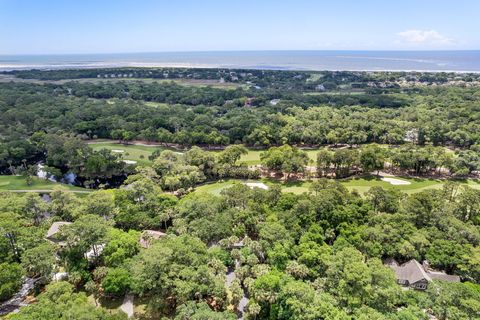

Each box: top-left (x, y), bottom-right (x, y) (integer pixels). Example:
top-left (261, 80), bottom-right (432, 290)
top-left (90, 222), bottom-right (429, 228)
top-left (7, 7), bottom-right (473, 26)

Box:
top-left (90, 141), bottom-right (268, 166)
top-left (284, 176), bottom-right (480, 195)
top-left (341, 176), bottom-right (436, 195)
top-left (88, 142), bottom-right (318, 166)
top-left (88, 141), bottom-right (457, 169)
top-left (194, 179), bottom-right (276, 195)
top-left (132, 296), bottom-right (150, 317)
top-left (86, 294), bottom-right (123, 310)
top-left (194, 181), bottom-right (233, 195)
top-left (194, 180), bottom-right (246, 195)
top-left (239, 149), bottom-right (264, 165)
top-left (89, 141), bottom-right (174, 165)
top-left (0, 175), bottom-right (89, 193)
top-left (193, 176), bottom-right (480, 196)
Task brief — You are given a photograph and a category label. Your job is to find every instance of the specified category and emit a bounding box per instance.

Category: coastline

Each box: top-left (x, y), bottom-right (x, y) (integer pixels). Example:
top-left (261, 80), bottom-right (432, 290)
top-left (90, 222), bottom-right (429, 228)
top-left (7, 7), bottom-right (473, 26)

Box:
top-left (1, 62), bottom-right (480, 73)
top-left (1, 50), bottom-right (480, 73)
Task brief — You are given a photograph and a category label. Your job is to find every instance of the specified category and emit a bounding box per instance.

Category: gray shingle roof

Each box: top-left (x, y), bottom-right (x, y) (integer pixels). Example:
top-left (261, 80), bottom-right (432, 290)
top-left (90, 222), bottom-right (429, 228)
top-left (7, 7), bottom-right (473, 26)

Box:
top-left (46, 221), bottom-right (72, 239)
top-left (139, 230), bottom-right (166, 248)
top-left (388, 259), bottom-right (460, 284)
top-left (428, 271), bottom-right (460, 282)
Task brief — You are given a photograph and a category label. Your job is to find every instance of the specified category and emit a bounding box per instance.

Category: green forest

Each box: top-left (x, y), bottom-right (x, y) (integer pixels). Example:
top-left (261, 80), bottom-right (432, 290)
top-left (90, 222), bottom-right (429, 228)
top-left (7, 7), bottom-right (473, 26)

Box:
top-left (1, 68), bottom-right (480, 319)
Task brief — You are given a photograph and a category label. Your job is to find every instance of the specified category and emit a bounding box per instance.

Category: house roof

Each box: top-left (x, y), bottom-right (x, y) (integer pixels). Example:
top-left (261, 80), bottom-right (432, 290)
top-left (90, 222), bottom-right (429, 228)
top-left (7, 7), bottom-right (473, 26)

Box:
top-left (428, 271), bottom-right (460, 282)
top-left (46, 221), bottom-right (72, 239)
top-left (139, 230), bottom-right (166, 248)
top-left (143, 230), bottom-right (166, 238)
top-left (388, 259), bottom-right (460, 284)
top-left (392, 259), bottom-right (431, 284)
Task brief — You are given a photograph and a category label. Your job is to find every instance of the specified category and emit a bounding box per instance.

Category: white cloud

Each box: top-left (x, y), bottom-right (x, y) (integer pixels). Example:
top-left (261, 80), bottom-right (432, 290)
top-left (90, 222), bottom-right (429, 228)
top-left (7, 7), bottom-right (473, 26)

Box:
top-left (396, 29), bottom-right (455, 46)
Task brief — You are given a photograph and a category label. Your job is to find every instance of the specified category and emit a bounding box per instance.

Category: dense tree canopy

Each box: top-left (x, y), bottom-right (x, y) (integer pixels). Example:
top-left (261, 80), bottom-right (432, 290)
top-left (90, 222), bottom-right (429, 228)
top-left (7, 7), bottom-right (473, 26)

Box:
top-left (1, 69), bottom-right (480, 182)
top-left (1, 68), bottom-right (480, 319)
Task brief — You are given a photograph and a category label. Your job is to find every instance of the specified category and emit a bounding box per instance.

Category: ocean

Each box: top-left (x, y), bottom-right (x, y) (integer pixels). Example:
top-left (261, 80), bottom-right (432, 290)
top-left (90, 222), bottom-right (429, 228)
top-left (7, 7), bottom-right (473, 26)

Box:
top-left (1, 51), bottom-right (479, 72)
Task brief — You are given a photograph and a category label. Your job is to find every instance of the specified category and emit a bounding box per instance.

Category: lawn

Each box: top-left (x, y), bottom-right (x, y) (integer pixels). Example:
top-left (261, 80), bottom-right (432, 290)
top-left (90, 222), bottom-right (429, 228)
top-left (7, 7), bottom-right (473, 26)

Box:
top-left (193, 176), bottom-right (480, 196)
top-left (88, 141), bottom-right (458, 169)
top-left (89, 142), bottom-right (319, 166)
top-left (194, 179), bottom-right (277, 195)
top-left (0, 175), bottom-right (89, 193)
top-left (282, 176), bottom-right (480, 195)
top-left (86, 294), bottom-right (148, 318)
top-left (89, 141), bottom-right (175, 165)
top-left (194, 180), bottom-right (245, 195)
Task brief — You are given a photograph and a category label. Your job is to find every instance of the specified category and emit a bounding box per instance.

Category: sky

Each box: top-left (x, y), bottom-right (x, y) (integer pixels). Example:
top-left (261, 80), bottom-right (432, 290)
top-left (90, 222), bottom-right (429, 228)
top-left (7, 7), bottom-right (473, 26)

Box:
top-left (0, 0), bottom-right (479, 55)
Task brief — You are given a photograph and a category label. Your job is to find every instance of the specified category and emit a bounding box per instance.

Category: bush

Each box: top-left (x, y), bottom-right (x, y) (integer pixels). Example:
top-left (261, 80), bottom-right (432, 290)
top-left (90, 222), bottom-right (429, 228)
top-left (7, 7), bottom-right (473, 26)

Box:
top-left (101, 267), bottom-right (131, 297)
top-left (0, 262), bottom-right (23, 301)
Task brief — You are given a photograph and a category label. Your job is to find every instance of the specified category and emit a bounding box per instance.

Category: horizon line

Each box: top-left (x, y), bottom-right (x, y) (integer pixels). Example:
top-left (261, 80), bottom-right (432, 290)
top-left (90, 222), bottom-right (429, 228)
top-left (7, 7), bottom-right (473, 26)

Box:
top-left (2, 49), bottom-right (480, 56)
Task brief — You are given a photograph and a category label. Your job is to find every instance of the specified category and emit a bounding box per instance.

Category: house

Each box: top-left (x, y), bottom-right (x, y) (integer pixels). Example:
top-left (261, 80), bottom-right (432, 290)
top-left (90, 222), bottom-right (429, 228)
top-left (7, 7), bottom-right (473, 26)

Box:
top-left (269, 99), bottom-right (281, 106)
top-left (45, 221), bottom-right (72, 245)
top-left (404, 129), bottom-right (419, 143)
top-left (139, 230), bottom-right (166, 248)
top-left (231, 237), bottom-right (246, 249)
top-left (386, 259), bottom-right (460, 290)
top-left (85, 244), bottom-right (105, 261)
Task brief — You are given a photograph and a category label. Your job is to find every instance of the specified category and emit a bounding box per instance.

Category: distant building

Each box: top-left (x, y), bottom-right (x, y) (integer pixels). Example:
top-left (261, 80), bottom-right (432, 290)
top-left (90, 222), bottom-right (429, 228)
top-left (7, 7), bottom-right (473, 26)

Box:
top-left (139, 230), bottom-right (166, 248)
top-left (232, 239), bottom-right (245, 249)
top-left (404, 129), bottom-right (419, 143)
top-left (351, 83), bottom-right (365, 89)
top-left (269, 99), bottom-right (281, 106)
top-left (386, 259), bottom-right (460, 290)
top-left (45, 221), bottom-right (72, 245)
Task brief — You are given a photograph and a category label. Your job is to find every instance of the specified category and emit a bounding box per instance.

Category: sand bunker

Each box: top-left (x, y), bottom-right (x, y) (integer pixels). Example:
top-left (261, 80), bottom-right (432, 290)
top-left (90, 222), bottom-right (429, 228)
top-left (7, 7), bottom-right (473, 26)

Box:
top-left (123, 160), bottom-right (137, 164)
top-left (112, 149), bottom-right (125, 153)
top-left (382, 177), bottom-right (411, 185)
top-left (244, 182), bottom-right (269, 190)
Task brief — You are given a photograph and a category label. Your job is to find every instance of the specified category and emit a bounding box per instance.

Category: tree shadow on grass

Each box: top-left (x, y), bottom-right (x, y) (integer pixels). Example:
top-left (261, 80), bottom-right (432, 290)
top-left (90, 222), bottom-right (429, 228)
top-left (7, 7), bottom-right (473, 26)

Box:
top-left (341, 174), bottom-right (382, 182)
top-left (98, 296), bottom-right (123, 310)
top-left (263, 177), bottom-right (306, 188)
top-left (449, 177), bottom-right (480, 184)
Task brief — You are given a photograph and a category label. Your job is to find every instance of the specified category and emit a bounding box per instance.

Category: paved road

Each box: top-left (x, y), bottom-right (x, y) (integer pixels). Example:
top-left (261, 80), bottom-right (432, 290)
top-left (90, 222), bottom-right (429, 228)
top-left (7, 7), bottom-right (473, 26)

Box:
top-left (225, 259), bottom-right (248, 320)
top-left (238, 296), bottom-right (249, 320)
top-left (120, 294), bottom-right (134, 318)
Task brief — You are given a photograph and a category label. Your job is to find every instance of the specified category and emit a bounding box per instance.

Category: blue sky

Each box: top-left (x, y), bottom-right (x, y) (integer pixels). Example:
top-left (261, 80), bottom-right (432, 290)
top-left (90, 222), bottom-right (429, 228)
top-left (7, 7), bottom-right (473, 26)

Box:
top-left (0, 0), bottom-right (478, 54)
